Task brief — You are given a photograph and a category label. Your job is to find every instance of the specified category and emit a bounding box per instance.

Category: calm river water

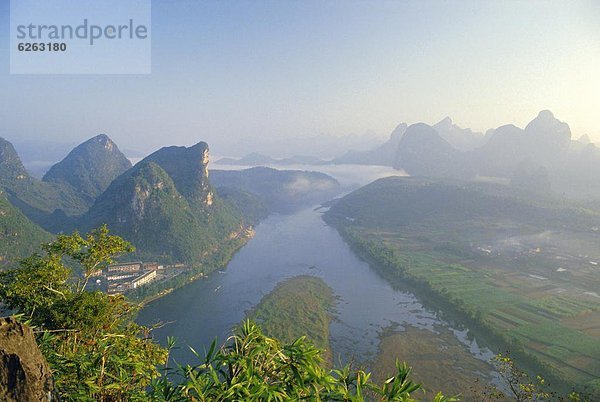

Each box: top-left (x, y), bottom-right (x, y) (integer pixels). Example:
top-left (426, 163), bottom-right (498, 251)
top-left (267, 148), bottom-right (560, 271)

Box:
top-left (137, 206), bottom-right (498, 377)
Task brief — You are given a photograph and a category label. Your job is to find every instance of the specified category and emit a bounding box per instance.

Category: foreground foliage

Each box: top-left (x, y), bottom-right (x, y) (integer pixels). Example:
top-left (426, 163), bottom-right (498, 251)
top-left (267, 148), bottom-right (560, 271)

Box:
top-left (0, 226), bottom-right (168, 401)
top-left (150, 321), bottom-right (456, 402)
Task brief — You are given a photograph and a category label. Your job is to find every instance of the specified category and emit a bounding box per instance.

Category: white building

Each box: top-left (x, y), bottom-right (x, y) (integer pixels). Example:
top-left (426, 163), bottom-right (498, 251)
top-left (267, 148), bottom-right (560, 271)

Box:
top-left (132, 270), bottom-right (157, 289)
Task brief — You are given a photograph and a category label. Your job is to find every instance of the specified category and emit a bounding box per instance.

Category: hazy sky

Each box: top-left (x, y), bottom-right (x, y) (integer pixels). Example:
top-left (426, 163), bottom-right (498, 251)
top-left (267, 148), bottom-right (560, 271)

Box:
top-left (0, 0), bottom-right (599, 154)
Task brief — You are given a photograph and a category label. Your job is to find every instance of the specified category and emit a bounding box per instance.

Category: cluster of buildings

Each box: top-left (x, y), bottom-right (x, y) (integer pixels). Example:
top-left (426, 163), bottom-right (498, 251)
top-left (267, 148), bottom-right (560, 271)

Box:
top-left (91, 261), bottom-right (161, 294)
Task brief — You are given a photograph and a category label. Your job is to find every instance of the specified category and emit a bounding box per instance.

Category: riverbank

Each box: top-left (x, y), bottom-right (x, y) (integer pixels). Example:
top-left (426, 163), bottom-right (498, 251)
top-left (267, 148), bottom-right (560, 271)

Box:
top-left (129, 226), bottom-right (255, 306)
top-left (326, 220), bottom-right (594, 398)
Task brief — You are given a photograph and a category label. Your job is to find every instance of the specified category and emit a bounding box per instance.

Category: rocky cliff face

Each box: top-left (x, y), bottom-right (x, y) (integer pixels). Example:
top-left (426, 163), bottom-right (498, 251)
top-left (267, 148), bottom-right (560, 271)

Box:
top-left (78, 144), bottom-right (243, 264)
top-left (144, 141), bottom-right (214, 207)
top-left (42, 134), bottom-right (132, 204)
top-left (90, 161), bottom-right (184, 223)
top-left (0, 138), bottom-right (29, 182)
top-left (0, 317), bottom-right (54, 401)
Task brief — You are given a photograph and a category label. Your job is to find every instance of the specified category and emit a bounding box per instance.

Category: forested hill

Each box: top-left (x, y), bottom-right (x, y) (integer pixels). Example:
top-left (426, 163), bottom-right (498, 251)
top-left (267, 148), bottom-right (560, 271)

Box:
top-left (0, 190), bottom-right (51, 266)
top-left (78, 143), bottom-right (245, 265)
top-left (42, 134), bottom-right (132, 204)
top-left (325, 176), bottom-right (600, 231)
top-left (211, 167), bottom-right (341, 213)
top-left (0, 137), bottom-right (89, 229)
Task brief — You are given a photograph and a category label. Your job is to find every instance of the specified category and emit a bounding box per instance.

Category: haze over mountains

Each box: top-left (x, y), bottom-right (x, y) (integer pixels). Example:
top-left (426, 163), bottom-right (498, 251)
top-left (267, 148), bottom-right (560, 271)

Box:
top-left (212, 132), bottom-right (384, 160)
top-left (1, 109), bottom-right (599, 265)
top-left (222, 111), bottom-right (600, 199)
top-left (0, 134), bottom-right (343, 265)
top-left (211, 167), bottom-right (340, 213)
top-left (1, 115), bottom-right (599, 396)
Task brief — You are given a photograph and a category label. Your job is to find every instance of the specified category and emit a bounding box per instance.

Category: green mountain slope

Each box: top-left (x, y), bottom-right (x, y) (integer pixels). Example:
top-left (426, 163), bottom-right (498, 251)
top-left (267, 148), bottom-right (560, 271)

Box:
top-left (78, 143), bottom-right (245, 264)
top-left (0, 190), bottom-right (52, 266)
top-left (326, 176), bottom-right (599, 230)
top-left (143, 141), bottom-right (213, 206)
top-left (43, 134), bottom-right (132, 204)
top-left (0, 137), bottom-right (88, 230)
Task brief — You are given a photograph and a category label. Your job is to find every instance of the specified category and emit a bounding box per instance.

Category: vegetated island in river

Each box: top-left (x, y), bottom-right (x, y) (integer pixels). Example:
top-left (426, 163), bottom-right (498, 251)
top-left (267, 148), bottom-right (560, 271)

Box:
top-left (324, 176), bottom-right (600, 399)
top-left (248, 275), bottom-right (335, 364)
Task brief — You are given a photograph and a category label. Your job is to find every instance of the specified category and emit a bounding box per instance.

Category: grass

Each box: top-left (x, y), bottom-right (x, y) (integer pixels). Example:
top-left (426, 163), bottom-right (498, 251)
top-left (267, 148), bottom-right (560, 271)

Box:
top-left (248, 275), bottom-right (335, 361)
top-left (372, 325), bottom-right (494, 400)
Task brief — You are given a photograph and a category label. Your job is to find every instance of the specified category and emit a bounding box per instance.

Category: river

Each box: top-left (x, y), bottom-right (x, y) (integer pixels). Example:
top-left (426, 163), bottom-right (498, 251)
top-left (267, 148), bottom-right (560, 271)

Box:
top-left (137, 165), bottom-right (504, 393)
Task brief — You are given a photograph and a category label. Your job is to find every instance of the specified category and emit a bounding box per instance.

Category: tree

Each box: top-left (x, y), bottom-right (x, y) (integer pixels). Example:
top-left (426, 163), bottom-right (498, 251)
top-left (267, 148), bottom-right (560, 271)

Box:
top-left (0, 226), bottom-right (167, 401)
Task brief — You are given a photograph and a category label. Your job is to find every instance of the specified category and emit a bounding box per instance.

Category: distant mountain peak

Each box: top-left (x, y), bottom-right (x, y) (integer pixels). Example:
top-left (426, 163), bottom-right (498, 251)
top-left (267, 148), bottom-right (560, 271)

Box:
top-left (0, 137), bottom-right (29, 180)
top-left (93, 133), bottom-right (115, 150)
top-left (393, 123), bottom-right (470, 178)
top-left (390, 123), bottom-right (408, 140)
top-left (432, 117), bottom-right (483, 151)
top-left (577, 134), bottom-right (591, 144)
top-left (42, 134), bottom-right (132, 203)
top-left (537, 109), bottom-right (555, 120)
top-left (436, 116), bottom-right (453, 128)
top-left (398, 123), bottom-right (455, 150)
top-left (189, 140), bottom-right (209, 153)
top-left (526, 110), bottom-right (567, 130)
top-left (525, 110), bottom-right (571, 144)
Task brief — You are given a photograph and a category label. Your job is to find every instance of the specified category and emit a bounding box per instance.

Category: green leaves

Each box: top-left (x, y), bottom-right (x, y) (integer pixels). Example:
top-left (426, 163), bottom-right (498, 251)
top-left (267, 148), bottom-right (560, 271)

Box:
top-left (42, 224), bottom-right (134, 292)
top-left (0, 252), bottom-right (70, 318)
top-left (0, 226), bottom-right (165, 401)
top-left (378, 360), bottom-right (421, 400)
top-left (149, 320), bottom-right (448, 402)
